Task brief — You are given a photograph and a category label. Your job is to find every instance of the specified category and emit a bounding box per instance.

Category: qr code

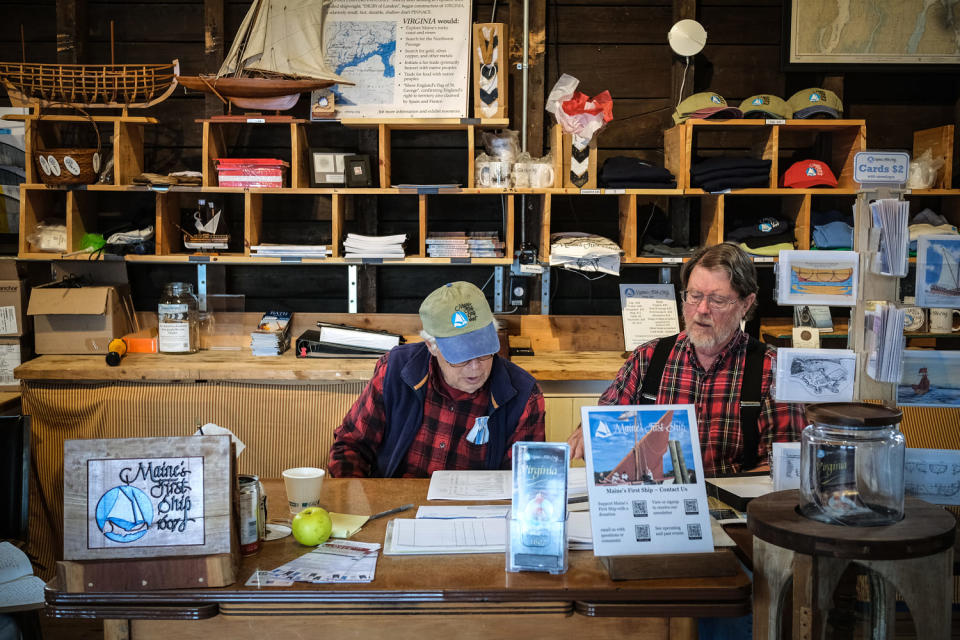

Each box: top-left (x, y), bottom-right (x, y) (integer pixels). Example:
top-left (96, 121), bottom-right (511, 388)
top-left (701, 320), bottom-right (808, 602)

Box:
top-left (687, 523), bottom-right (702, 540)
top-left (635, 524), bottom-right (651, 542)
top-left (632, 500), bottom-right (648, 517)
top-left (684, 499), bottom-right (699, 515)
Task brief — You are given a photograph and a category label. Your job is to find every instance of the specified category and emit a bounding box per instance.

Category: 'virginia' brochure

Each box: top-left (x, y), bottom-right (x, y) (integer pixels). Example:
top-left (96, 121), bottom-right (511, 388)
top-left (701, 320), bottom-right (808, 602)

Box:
top-left (580, 404), bottom-right (714, 556)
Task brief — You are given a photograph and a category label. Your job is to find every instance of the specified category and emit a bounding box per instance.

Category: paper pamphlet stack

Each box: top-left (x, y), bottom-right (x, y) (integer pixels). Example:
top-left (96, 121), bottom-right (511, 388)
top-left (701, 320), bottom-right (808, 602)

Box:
top-left (250, 244), bottom-right (332, 258)
top-left (250, 310), bottom-right (293, 356)
top-left (865, 302), bottom-right (905, 383)
top-left (267, 540), bottom-right (380, 583)
top-left (870, 199), bottom-right (909, 276)
top-left (317, 323), bottom-right (401, 351)
top-left (426, 231), bottom-right (505, 258)
top-left (549, 232), bottom-right (622, 275)
top-left (343, 233), bottom-right (406, 259)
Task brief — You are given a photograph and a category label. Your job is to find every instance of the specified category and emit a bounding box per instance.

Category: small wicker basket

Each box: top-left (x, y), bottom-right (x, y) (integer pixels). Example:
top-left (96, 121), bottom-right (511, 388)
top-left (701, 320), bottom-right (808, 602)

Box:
top-left (33, 106), bottom-right (102, 185)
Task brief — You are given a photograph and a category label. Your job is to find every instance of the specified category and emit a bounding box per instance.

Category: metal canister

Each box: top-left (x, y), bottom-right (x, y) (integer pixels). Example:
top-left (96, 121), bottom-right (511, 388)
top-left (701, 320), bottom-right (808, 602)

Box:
top-left (238, 474), bottom-right (263, 554)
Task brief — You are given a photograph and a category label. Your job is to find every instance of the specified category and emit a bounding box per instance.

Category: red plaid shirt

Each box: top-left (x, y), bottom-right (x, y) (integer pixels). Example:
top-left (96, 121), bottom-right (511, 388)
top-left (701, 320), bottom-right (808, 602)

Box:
top-left (599, 330), bottom-right (803, 476)
top-left (328, 352), bottom-right (545, 477)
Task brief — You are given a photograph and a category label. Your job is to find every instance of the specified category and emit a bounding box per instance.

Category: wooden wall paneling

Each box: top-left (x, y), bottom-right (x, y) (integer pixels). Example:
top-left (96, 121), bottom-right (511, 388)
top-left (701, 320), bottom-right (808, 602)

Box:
top-left (69, 190), bottom-right (94, 253)
top-left (56, 0), bottom-right (86, 63)
top-left (204, 0), bottom-right (226, 119)
top-left (0, 2), bottom-right (56, 62)
top-left (201, 121), bottom-right (227, 188)
top-left (505, 193), bottom-right (515, 257)
top-left (663, 124), bottom-right (686, 189)
top-left (245, 192), bottom-right (261, 256)
top-left (831, 124), bottom-right (865, 190)
top-left (507, 0), bottom-right (546, 156)
top-left (701, 194), bottom-right (723, 246)
top-left (756, 126), bottom-right (778, 188)
top-left (618, 194), bottom-right (637, 259)
top-left (467, 124), bottom-right (476, 187)
top-left (782, 194), bottom-right (809, 251)
top-left (540, 193), bottom-right (552, 262)
top-left (378, 124), bottom-right (390, 188)
top-left (114, 120), bottom-right (145, 185)
top-left (671, 0), bottom-right (696, 102)
top-left (417, 194), bottom-right (427, 257)
top-left (155, 192), bottom-right (180, 256)
top-left (330, 193), bottom-right (344, 259)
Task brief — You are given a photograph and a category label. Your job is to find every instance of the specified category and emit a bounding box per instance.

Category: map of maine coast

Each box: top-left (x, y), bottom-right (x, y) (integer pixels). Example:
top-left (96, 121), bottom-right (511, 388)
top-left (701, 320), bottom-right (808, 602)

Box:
top-left (324, 21), bottom-right (396, 107)
top-left (793, 0), bottom-right (960, 62)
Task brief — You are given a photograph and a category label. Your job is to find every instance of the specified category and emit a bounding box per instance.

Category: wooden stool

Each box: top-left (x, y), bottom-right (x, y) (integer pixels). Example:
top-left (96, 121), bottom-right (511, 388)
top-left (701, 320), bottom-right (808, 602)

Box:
top-left (747, 490), bottom-right (956, 640)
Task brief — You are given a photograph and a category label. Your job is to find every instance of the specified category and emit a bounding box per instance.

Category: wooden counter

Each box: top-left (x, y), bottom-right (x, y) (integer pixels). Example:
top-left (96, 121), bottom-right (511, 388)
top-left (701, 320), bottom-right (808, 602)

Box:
top-left (15, 350), bottom-right (629, 383)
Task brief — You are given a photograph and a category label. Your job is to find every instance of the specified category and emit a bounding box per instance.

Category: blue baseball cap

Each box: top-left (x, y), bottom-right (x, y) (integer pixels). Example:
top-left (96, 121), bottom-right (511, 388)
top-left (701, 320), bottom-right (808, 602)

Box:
top-left (419, 282), bottom-right (500, 364)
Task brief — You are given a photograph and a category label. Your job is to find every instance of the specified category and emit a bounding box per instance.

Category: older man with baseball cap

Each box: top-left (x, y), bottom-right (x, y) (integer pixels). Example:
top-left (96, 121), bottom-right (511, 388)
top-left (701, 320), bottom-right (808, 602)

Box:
top-left (327, 281), bottom-right (545, 477)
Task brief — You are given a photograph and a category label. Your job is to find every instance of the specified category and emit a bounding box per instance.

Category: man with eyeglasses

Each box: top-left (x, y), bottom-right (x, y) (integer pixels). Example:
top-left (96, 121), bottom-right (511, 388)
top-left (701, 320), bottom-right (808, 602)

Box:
top-left (328, 281), bottom-right (545, 477)
top-left (568, 243), bottom-right (803, 476)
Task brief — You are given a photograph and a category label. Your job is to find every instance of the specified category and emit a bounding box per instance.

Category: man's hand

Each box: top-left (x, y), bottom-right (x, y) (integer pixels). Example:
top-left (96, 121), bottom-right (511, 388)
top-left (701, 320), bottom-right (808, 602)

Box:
top-left (567, 426), bottom-right (585, 460)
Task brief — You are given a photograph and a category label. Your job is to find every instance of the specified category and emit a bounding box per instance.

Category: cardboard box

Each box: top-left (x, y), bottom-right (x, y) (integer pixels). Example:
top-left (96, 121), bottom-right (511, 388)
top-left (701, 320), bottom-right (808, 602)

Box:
top-left (27, 285), bottom-right (135, 354)
top-left (0, 336), bottom-right (29, 391)
top-left (0, 260), bottom-right (28, 337)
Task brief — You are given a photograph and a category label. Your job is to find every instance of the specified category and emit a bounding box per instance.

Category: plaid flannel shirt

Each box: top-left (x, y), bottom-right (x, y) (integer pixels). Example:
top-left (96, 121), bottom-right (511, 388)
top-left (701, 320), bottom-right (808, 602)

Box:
top-left (328, 351), bottom-right (545, 477)
top-left (599, 330), bottom-right (803, 476)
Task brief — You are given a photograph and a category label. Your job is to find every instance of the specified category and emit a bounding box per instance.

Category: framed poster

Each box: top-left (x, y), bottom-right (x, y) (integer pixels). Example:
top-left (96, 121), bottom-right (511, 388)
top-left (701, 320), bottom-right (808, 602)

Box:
top-left (788, 0), bottom-right (960, 67)
top-left (324, 0), bottom-right (471, 118)
top-left (916, 235), bottom-right (960, 308)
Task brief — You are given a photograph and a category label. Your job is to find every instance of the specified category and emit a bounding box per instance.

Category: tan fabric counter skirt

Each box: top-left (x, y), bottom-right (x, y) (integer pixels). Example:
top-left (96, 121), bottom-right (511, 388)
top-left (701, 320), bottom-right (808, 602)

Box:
top-left (24, 379), bottom-right (365, 579)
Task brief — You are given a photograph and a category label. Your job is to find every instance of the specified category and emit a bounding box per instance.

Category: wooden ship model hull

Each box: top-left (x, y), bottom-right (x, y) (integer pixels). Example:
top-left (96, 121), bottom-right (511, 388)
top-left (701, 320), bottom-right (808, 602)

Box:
top-left (176, 75), bottom-right (336, 110)
top-left (0, 60), bottom-right (179, 109)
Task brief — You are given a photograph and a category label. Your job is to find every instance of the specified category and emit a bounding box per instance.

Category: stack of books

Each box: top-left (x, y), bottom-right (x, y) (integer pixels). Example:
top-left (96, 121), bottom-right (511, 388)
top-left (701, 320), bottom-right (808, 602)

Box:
top-left (426, 231), bottom-right (505, 258)
top-left (250, 310), bottom-right (293, 356)
top-left (296, 322), bottom-right (403, 358)
top-left (343, 233), bottom-right (406, 259)
top-left (250, 244), bottom-right (332, 258)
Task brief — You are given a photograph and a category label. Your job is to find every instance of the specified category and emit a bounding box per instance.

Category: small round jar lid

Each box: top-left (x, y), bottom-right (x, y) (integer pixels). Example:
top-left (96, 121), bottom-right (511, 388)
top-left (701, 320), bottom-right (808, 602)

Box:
top-left (805, 402), bottom-right (903, 428)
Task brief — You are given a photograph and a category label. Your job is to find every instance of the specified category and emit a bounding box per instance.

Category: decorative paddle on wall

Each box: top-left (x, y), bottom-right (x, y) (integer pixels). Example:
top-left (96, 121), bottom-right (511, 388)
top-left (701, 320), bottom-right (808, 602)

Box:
top-left (473, 23), bottom-right (507, 120)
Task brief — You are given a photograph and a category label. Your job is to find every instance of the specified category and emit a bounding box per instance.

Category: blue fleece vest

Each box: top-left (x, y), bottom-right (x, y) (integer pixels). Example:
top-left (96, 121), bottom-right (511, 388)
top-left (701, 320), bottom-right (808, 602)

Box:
top-left (376, 342), bottom-right (538, 478)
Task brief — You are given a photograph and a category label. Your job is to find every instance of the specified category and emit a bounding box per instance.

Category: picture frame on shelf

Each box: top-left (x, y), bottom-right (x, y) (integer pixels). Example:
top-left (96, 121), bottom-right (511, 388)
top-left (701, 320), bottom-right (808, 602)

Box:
top-left (344, 154), bottom-right (372, 187)
top-left (309, 150), bottom-right (349, 187)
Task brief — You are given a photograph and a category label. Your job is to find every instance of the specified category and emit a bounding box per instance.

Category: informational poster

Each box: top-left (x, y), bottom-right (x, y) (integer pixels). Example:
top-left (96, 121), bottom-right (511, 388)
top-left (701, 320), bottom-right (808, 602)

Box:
top-left (325, 0), bottom-right (471, 119)
top-left (580, 404), bottom-right (714, 556)
top-left (619, 284), bottom-right (680, 351)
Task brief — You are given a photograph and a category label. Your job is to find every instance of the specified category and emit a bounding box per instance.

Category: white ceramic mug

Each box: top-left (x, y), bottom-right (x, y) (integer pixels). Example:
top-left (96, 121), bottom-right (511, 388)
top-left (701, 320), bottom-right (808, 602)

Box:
top-left (476, 161), bottom-right (511, 187)
top-left (282, 467), bottom-right (326, 514)
top-left (928, 308), bottom-right (960, 333)
top-left (512, 162), bottom-right (555, 188)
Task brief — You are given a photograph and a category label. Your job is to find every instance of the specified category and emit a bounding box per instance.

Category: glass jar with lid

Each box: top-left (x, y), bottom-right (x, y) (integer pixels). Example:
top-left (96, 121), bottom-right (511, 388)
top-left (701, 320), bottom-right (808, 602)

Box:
top-left (800, 402), bottom-right (905, 526)
top-left (158, 282), bottom-right (199, 354)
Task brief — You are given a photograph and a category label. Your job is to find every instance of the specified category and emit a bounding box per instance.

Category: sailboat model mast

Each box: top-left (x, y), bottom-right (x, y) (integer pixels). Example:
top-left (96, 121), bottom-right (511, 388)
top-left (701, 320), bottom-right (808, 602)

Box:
top-left (177, 0), bottom-right (352, 111)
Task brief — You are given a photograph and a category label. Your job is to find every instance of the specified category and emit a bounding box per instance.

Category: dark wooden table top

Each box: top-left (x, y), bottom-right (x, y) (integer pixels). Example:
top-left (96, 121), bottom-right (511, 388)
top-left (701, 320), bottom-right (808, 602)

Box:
top-left (46, 478), bottom-right (751, 617)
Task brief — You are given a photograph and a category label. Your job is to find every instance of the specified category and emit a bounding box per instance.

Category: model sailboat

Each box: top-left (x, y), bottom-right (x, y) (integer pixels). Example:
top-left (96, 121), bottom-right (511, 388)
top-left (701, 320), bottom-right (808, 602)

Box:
top-left (177, 0), bottom-right (352, 110)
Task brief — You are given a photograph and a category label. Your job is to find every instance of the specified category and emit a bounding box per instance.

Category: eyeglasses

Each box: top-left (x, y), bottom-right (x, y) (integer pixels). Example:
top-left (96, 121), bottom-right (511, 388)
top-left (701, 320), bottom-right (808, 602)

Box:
top-left (680, 290), bottom-right (740, 311)
top-left (447, 354), bottom-right (495, 368)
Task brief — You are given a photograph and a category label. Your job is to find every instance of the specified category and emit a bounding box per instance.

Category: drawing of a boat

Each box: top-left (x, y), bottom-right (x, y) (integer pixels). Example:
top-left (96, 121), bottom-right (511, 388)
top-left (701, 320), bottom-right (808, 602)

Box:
top-left (600, 410), bottom-right (673, 485)
top-left (793, 267), bottom-right (853, 283)
top-left (929, 245), bottom-right (960, 297)
top-left (790, 265), bottom-right (854, 295)
top-left (104, 486), bottom-right (149, 536)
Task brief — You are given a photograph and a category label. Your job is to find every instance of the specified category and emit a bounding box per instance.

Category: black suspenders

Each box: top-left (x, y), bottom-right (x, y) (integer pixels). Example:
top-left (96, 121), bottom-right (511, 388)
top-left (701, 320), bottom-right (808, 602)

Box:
top-left (637, 333), bottom-right (766, 470)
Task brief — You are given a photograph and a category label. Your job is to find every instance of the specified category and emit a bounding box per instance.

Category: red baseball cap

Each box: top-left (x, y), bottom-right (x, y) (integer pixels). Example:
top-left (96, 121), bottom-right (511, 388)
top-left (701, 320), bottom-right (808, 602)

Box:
top-left (782, 160), bottom-right (838, 188)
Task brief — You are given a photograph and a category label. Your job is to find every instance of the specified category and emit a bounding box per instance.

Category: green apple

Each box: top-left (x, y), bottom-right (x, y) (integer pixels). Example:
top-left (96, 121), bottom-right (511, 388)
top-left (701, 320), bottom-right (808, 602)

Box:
top-left (291, 506), bottom-right (333, 546)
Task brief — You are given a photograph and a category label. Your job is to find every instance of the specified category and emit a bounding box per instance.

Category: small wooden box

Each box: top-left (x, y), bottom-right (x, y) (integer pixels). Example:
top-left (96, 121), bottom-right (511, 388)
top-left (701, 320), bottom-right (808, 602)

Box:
top-left (550, 124), bottom-right (598, 189)
top-left (473, 23), bottom-right (508, 120)
top-left (913, 124), bottom-right (954, 189)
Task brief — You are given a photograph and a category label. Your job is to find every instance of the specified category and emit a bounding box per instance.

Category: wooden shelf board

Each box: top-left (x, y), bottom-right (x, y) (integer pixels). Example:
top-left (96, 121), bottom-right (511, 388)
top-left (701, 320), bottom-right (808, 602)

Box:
top-left (3, 114), bottom-right (157, 123)
top-left (673, 119), bottom-right (865, 129)
top-left (339, 117), bottom-right (509, 129)
top-left (683, 188), bottom-right (859, 196)
top-left (196, 117), bottom-right (307, 124)
top-left (907, 189), bottom-right (960, 196)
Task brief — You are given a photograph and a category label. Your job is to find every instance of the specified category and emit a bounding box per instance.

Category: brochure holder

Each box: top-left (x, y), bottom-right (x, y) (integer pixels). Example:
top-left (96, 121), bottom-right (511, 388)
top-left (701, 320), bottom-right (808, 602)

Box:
top-left (506, 442), bottom-right (569, 575)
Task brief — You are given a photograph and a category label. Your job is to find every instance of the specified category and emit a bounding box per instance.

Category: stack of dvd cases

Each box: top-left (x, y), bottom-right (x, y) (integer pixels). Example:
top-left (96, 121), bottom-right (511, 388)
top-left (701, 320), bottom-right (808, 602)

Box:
top-left (507, 442), bottom-right (569, 574)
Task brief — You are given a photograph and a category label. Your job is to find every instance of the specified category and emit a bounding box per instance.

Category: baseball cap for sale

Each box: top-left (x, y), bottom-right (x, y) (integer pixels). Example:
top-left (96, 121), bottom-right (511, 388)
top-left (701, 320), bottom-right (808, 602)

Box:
top-left (672, 92), bottom-right (743, 125)
top-left (739, 94), bottom-right (792, 120)
top-left (419, 281), bottom-right (499, 364)
top-left (787, 88), bottom-right (843, 119)
top-left (782, 160), bottom-right (838, 188)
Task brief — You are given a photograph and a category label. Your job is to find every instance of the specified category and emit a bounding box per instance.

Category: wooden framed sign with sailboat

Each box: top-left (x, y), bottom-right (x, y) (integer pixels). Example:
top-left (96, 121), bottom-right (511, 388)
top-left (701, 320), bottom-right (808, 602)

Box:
top-left (60, 435), bottom-right (237, 591)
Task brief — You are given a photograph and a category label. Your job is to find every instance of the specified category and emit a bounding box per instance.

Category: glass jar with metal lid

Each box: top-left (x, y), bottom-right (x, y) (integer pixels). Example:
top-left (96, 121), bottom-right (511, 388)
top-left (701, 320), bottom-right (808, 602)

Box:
top-left (800, 402), bottom-right (905, 526)
top-left (158, 282), bottom-right (199, 354)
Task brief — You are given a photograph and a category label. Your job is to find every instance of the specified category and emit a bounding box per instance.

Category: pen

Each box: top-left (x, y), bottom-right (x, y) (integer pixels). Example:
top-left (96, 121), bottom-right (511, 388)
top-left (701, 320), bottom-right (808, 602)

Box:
top-left (367, 503), bottom-right (415, 522)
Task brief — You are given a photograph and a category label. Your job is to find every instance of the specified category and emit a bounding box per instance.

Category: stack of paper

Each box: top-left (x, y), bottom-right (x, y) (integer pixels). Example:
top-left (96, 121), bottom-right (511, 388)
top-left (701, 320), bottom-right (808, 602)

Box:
top-left (269, 540), bottom-right (380, 583)
top-left (865, 302), bottom-right (905, 382)
top-left (343, 233), bottom-right (406, 259)
top-left (549, 232), bottom-right (622, 276)
top-left (250, 244), bottom-right (331, 258)
top-left (317, 322), bottom-right (401, 352)
top-left (870, 199), bottom-right (909, 276)
top-left (426, 232), bottom-right (505, 258)
top-left (250, 310), bottom-right (292, 356)
top-left (383, 518), bottom-right (506, 555)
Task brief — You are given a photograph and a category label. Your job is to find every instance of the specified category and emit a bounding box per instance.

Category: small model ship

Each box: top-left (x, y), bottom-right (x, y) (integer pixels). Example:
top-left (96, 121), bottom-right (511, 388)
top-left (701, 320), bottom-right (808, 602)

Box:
top-left (0, 60), bottom-right (180, 110)
top-left (182, 201), bottom-right (229, 251)
top-left (177, 0), bottom-right (352, 111)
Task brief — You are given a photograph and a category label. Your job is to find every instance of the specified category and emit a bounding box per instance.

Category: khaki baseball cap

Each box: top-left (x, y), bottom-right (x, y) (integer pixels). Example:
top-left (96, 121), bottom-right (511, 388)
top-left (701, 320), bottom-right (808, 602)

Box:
top-left (672, 92), bottom-right (742, 125)
top-left (787, 88), bottom-right (842, 119)
top-left (739, 94), bottom-right (792, 119)
top-left (419, 281), bottom-right (499, 364)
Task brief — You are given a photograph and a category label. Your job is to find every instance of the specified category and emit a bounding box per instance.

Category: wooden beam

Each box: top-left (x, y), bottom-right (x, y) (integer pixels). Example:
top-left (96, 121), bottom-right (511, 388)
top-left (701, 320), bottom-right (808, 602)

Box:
top-left (56, 0), bottom-right (87, 64)
top-left (508, 0), bottom-right (546, 157)
top-left (203, 0), bottom-right (226, 119)
top-left (670, 0), bottom-right (696, 247)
